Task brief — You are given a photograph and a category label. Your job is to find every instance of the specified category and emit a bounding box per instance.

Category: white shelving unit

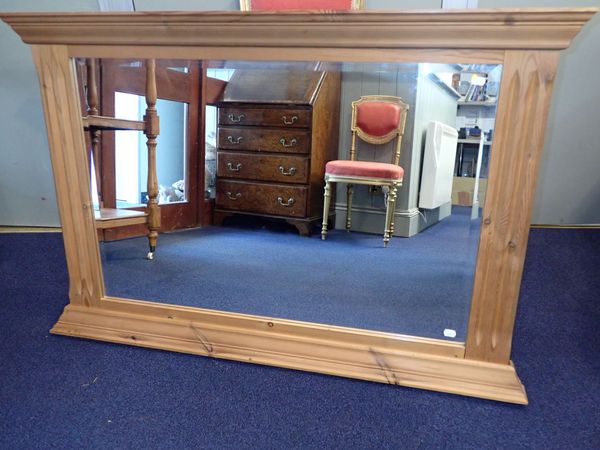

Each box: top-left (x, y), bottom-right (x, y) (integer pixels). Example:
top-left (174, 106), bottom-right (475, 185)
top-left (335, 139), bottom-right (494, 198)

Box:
top-left (457, 100), bottom-right (497, 107)
top-left (452, 89), bottom-right (497, 208)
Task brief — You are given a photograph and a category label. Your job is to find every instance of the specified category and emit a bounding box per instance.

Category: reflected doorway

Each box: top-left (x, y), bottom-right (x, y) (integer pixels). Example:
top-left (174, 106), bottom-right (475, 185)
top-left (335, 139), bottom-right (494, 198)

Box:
top-left (94, 59), bottom-right (203, 241)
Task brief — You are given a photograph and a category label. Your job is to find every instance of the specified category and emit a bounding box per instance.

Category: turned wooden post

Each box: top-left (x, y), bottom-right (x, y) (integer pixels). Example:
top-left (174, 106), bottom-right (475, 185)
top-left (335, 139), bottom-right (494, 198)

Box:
top-left (143, 59), bottom-right (160, 257)
top-left (85, 58), bottom-right (102, 206)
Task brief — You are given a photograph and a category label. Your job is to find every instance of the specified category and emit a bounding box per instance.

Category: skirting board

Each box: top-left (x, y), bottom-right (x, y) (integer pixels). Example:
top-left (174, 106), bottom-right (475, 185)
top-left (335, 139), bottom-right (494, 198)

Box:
top-left (531, 224), bottom-right (600, 229)
top-left (0, 226), bottom-right (62, 233)
top-left (334, 202), bottom-right (452, 237)
top-left (51, 303), bottom-right (528, 404)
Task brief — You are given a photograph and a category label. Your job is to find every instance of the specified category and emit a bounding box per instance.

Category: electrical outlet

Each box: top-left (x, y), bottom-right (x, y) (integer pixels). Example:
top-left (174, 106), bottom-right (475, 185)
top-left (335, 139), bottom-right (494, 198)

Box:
top-left (369, 186), bottom-right (383, 194)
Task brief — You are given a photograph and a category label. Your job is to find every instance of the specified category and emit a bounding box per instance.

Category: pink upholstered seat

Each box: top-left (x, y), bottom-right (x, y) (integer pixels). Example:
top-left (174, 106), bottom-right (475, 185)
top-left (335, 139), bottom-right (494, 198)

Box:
top-left (325, 160), bottom-right (404, 180)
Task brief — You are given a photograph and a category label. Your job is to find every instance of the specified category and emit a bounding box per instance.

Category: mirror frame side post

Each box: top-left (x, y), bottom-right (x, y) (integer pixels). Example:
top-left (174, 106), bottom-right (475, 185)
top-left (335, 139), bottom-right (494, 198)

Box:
top-left (31, 44), bottom-right (105, 309)
top-left (465, 50), bottom-right (561, 364)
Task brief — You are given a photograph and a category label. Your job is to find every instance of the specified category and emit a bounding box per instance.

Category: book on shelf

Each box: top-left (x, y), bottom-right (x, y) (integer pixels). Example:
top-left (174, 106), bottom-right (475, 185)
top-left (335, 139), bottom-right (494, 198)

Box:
top-left (463, 75), bottom-right (488, 102)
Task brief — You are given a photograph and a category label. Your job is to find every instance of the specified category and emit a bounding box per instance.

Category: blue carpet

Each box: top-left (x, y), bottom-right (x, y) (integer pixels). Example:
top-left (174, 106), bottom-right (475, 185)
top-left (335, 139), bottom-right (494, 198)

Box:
top-left (0, 229), bottom-right (599, 449)
top-left (101, 207), bottom-right (480, 341)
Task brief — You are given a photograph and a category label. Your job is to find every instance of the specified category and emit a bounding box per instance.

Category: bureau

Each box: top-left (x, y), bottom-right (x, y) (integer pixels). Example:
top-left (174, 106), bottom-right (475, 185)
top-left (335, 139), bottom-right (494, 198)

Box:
top-left (214, 67), bottom-right (341, 235)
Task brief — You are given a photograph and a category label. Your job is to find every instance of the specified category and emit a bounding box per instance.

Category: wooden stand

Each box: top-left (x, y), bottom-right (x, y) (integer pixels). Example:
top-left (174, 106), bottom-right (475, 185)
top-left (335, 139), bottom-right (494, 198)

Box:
top-left (83, 58), bottom-right (160, 259)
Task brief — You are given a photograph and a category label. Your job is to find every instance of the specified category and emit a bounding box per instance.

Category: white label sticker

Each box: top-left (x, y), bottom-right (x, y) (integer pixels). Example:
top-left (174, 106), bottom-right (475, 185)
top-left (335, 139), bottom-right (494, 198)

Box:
top-left (443, 329), bottom-right (457, 338)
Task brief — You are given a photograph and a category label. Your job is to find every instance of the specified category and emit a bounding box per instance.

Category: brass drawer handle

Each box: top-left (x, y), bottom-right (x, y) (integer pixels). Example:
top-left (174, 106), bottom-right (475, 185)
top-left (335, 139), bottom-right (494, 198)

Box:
top-left (278, 166), bottom-right (297, 176)
top-left (282, 115), bottom-right (298, 125)
top-left (227, 136), bottom-right (243, 145)
top-left (226, 192), bottom-right (242, 200)
top-left (227, 113), bottom-right (245, 123)
top-left (227, 162), bottom-right (242, 172)
top-left (277, 196), bottom-right (295, 207)
top-left (279, 138), bottom-right (297, 148)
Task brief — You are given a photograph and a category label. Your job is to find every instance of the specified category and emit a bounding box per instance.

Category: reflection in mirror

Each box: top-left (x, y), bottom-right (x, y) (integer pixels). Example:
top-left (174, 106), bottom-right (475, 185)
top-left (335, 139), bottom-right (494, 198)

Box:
top-left (76, 58), bottom-right (501, 342)
top-left (113, 93), bottom-right (187, 206)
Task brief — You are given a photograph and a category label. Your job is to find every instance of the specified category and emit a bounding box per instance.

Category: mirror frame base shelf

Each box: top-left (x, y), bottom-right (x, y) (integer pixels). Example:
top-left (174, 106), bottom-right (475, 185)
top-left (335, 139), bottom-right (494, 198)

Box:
top-left (52, 299), bottom-right (527, 404)
top-left (2, 8), bottom-right (597, 404)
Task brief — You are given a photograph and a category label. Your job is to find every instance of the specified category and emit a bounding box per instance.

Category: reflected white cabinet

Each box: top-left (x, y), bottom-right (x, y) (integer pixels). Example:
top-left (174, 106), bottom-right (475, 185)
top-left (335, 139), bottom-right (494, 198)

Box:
top-left (419, 121), bottom-right (459, 210)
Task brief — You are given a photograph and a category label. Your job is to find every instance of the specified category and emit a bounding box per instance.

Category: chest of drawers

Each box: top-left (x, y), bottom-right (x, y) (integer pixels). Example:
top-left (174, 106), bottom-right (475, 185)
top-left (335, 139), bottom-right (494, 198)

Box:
top-left (214, 68), bottom-right (341, 235)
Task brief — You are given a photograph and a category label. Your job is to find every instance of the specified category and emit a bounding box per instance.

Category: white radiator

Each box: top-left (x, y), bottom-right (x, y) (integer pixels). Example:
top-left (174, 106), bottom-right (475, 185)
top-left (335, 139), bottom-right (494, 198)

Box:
top-left (418, 121), bottom-right (459, 210)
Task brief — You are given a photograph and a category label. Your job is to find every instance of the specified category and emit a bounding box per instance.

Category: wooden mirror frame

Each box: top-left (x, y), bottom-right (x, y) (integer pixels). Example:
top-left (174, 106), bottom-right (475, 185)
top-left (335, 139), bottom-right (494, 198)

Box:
top-left (2, 8), bottom-right (596, 404)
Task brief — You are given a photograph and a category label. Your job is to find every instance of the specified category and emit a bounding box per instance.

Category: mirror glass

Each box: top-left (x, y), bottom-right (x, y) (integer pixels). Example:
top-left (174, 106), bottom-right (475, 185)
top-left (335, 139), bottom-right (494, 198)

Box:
top-left (113, 93), bottom-right (188, 206)
top-left (76, 58), bottom-right (501, 342)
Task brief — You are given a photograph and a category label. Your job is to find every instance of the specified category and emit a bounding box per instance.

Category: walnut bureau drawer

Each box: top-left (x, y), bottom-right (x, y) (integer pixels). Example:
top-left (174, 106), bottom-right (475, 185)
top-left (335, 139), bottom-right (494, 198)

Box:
top-left (219, 107), bottom-right (311, 128)
top-left (213, 68), bottom-right (341, 235)
top-left (217, 152), bottom-right (309, 184)
top-left (217, 127), bottom-right (311, 154)
top-left (216, 180), bottom-right (307, 218)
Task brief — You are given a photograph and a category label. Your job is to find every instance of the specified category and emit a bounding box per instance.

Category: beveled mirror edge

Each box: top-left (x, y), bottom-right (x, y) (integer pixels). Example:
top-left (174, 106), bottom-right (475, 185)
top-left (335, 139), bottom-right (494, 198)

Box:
top-left (6, 8), bottom-right (597, 404)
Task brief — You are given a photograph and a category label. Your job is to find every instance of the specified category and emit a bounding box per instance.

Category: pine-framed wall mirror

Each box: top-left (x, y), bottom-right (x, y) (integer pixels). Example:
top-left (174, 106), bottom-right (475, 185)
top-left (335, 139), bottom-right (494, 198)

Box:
top-left (2, 8), bottom-right (597, 404)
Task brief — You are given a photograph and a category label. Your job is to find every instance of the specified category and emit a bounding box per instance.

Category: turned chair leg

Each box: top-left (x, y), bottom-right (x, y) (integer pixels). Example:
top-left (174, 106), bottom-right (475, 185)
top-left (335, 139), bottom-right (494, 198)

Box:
top-left (146, 200), bottom-right (160, 260)
top-left (346, 183), bottom-right (354, 231)
top-left (383, 185), bottom-right (397, 247)
top-left (389, 184), bottom-right (398, 236)
top-left (147, 232), bottom-right (157, 260)
top-left (321, 180), bottom-right (332, 240)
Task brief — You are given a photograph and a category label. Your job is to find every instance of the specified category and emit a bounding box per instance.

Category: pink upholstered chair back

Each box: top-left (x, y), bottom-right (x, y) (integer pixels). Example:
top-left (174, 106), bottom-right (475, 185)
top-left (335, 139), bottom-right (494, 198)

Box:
top-left (240, 0), bottom-right (363, 11)
top-left (350, 95), bottom-right (409, 165)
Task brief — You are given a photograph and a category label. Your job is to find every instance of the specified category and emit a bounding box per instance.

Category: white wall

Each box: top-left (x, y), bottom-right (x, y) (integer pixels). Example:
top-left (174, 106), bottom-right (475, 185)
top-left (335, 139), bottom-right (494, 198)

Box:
top-left (367, 0), bottom-right (440, 7)
top-left (134, 0), bottom-right (239, 11)
top-left (0, 0), bottom-right (98, 226)
top-left (478, 0), bottom-right (600, 225)
top-left (1, 0), bottom-right (598, 226)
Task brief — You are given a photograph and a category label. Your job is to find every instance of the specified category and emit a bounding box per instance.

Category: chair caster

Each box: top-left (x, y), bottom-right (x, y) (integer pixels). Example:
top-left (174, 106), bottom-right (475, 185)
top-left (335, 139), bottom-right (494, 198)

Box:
top-left (383, 235), bottom-right (390, 248)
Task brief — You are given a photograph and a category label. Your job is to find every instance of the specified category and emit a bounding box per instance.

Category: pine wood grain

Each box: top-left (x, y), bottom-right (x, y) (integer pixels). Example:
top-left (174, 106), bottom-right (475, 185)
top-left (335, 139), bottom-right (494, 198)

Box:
top-left (3, 9), bottom-right (595, 50)
top-left (52, 301), bottom-right (527, 404)
top-left (465, 51), bottom-right (560, 363)
top-left (31, 45), bottom-right (105, 307)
